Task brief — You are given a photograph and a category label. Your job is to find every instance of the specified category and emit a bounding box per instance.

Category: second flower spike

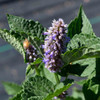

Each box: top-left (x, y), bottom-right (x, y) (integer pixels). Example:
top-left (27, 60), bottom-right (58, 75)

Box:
top-left (23, 39), bottom-right (38, 65)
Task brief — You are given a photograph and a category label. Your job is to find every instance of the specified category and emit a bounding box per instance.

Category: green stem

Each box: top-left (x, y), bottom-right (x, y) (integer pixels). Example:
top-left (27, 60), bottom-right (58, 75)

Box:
top-left (54, 73), bottom-right (60, 84)
top-left (35, 66), bottom-right (40, 76)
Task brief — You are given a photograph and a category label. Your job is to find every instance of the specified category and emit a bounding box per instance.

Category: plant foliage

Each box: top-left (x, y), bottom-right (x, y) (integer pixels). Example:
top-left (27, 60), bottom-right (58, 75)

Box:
top-left (1, 5), bottom-right (100, 100)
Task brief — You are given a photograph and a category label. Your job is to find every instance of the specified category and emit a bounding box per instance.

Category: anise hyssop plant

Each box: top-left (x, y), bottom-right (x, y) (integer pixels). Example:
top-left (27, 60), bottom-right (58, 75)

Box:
top-left (1, 6), bottom-right (100, 100)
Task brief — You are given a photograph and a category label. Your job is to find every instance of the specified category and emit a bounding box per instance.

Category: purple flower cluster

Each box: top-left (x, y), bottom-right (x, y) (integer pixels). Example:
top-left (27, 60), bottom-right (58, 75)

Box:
top-left (23, 39), bottom-right (38, 65)
top-left (25, 45), bottom-right (38, 65)
top-left (43, 18), bottom-right (70, 72)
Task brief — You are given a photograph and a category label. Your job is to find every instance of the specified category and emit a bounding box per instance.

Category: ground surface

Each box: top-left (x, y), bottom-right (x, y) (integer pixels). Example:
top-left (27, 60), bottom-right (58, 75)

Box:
top-left (0, 0), bottom-right (100, 99)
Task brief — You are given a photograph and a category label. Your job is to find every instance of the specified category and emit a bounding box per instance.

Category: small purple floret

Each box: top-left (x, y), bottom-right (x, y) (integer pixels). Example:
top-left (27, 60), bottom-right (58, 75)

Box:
top-left (43, 32), bottom-right (50, 35)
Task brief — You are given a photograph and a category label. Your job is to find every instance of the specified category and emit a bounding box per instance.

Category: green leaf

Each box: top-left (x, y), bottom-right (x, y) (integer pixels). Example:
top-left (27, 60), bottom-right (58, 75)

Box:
top-left (90, 84), bottom-right (100, 94)
top-left (7, 14), bottom-right (46, 40)
top-left (59, 63), bottom-right (87, 77)
top-left (9, 30), bottom-right (43, 55)
top-left (64, 33), bottom-right (100, 77)
top-left (37, 62), bottom-right (61, 85)
top-left (73, 58), bottom-right (96, 77)
top-left (97, 96), bottom-right (100, 100)
top-left (28, 96), bottom-right (44, 100)
top-left (9, 90), bottom-right (22, 100)
top-left (28, 36), bottom-right (44, 57)
top-left (7, 14), bottom-right (46, 57)
top-left (26, 64), bottom-right (34, 76)
top-left (66, 97), bottom-right (82, 100)
top-left (82, 79), bottom-right (100, 100)
top-left (76, 80), bottom-right (86, 86)
top-left (68, 6), bottom-right (95, 39)
top-left (0, 29), bottom-right (25, 58)
top-left (55, 83), bottom-right (64, 91)
top-left (66, 34), bottom-right (100, 78)
top-left (66, 8), bottom-right (100, 77)
top-left (74, 58), bottom-right (96, 77)
top-left (22, 76), bottom-right (55, 100)
top-left (81, 6), bottom-right (94, 35)
top-left (44, 83), bottom-right (72, 100)
top-left (63, 46), bottom-right (100, 65)
top-left (67, 33), bottom-right (100, 51)
top-left (2, 82), bottom-right (22, 95)
top-left (43, 67), bottom-right (61, 85)
top-left (68, 6), bottom-right (82, 38)
top-left (32, 58), bottom-right (42, 65)
top-left (26, 58), bottom-right (42, 76)
top-left (59, 58), bottom-right (96, 77)
top-left (72, 89), bottom-right (85, 100)
top-left (38, 62), bottom-right (46, 77)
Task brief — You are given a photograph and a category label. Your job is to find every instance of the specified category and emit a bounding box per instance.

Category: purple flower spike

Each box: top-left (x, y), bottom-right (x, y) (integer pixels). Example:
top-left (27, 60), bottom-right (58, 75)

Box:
top-left (43, 18), bottom-right (70, 72)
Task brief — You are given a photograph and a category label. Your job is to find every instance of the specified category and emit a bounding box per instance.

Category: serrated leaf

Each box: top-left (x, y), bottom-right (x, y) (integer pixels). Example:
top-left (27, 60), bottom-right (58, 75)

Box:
top-left (44, 83), bottom-right (72, 100)
top-left (65, 33), bottom-right (100, 77)
top-left (68, 6), bottom-right (82, 38)
top-left (59, 58), bottom-right (96, 77)
top-left (68, 6), bottom-right (95, 39)
top-left (2, 82), bottom-right (22, 95)
top-left (81, 6), bottom-right (94, 35)
top-left (9, 90), bottom-right (22, 100)
top-left (75, 58), bottom-right (96, 77)
top-left (7, 14), bottom-right (46, 57)
top-left (73, 58), bottom-right (96, 77)
top-left (28, 96), bottom-right (44, 100)
top-left (66, 33), bottom-right (100, 77)
top-left (74, 57), bottom-right (100, 78)
top-left (0, 29), bottom-right (25, 58)
top-left (28, 36), bottom-right (44, 57)
top-left (67, 33), bottom-right (100, 51)
top-left (7, 14), bottom-right (46, 40)
top-left (63, 46), bottom-right (100, 65)
top-left (22, 76), bottom-right (55, 100)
